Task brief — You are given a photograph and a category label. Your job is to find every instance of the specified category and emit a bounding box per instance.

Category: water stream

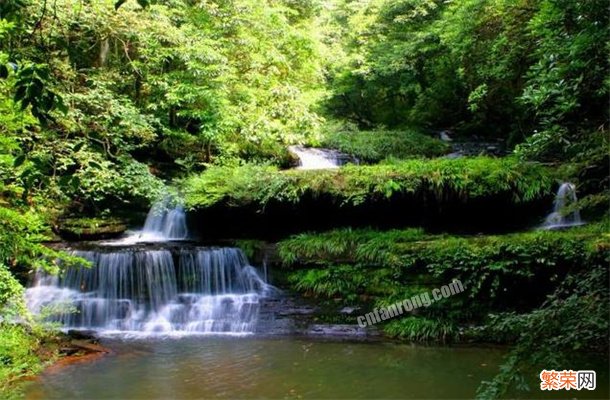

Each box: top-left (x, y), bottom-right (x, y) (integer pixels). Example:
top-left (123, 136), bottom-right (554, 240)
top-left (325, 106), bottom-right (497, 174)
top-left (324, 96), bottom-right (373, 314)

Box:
top-left (107, 200), bottom-right (189, 245)
top-left (21, 195), bottom-right (606, 399)
top-left (288, 145), bottom-right (345, 169)
top-left (25, 247), bottom-right (274, 336)
top-left (543, 182), bottom-right (583, 229)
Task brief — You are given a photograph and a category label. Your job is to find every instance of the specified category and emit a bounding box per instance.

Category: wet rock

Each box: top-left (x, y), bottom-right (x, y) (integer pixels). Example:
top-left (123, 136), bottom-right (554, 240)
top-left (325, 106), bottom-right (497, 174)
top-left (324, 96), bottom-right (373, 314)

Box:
top-left (449, 140), bottom-right (507, 157)
top-left (444, 152), bottom-right (464, 159)
top-left (67, 329), bottom-right (98, 340)
top-left (439, 130), bottom-right (453, 141)
top-left (305, 324), bottom-right (378, 338)
top-left (56, 217), bottom-right (128, 240)
top-left (59, 347), bottom-right (80, 356)
top-left (70, 340), bottom-right (110, 353)
top-left (339, 306), bottom-right (360, 315)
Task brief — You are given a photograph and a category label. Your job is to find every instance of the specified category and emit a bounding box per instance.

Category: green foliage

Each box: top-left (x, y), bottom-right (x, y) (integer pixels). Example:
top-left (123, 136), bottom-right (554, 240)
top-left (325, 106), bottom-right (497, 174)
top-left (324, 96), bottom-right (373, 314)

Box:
top-left (476, 263), bottom-right (609, 398)
top-left (323, 0), bottom-right (608, 159)
top-left (0, 263), bottom-right (25, 319)
top-left (233, 239), bottom-right (265, 261)
top-left (0, 206), bottom-right (82, 275)
top-left (288, 265), bottom-right (368, 301)
top-left (184, 157), bottom-right (553, 209)
top-left (279, 224), bottom-right (609, 397)
top-left (279, 228), bottom-right (426, 266)
top-left (0, 323), bottom-right (44, 394)
top-left (278, 223), bottom-right (608, 319)
top-left (320, 122), bottom-right (451, 162)
top-left (1, 0), bottom-right (328, 219)
top-left (384, 317), bottom-right (458, 343)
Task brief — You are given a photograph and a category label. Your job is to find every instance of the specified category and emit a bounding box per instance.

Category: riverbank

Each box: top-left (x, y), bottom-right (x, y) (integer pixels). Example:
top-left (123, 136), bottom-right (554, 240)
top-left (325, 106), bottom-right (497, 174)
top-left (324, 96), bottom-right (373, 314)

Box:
top-left (0, 326), bottom-right (109, 398)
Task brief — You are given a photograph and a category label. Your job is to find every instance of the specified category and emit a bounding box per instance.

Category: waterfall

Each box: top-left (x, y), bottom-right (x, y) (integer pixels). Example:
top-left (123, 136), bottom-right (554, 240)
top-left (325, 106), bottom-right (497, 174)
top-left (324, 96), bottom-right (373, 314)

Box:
top-left (107, 200), bottom-right (188, 245)
top-left (543, 182), bottom-right (583, 229)
top-left (25, 247), bottom-right (274, 336)
top-left (288, 145), bottom-right (343, 170)
top-left (141, 201), bottom-right (188, 240)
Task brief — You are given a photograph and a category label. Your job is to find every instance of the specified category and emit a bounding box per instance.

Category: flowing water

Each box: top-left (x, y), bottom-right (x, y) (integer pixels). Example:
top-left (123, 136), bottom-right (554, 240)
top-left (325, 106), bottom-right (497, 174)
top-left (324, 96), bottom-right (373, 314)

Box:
top-left (141, 202), bottom-right (188, 240)
top-left (108, 200), bottom-right (189, 245)
top-left (288, 145), bottom-right (345, 169)
top-left (22, 198), bottom-right (607, 399)
top-left (543, 182), bottom-right (583, 229)
top-left (25, 247), bottom-right (274, 336)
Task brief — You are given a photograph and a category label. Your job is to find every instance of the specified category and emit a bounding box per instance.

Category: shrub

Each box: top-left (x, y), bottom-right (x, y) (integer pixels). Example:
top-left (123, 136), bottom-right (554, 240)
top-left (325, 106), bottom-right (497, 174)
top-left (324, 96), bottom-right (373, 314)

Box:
top-left (321, 124), bottom-right (451, 162)
top-left (0, 323), bottom-right (43, 394)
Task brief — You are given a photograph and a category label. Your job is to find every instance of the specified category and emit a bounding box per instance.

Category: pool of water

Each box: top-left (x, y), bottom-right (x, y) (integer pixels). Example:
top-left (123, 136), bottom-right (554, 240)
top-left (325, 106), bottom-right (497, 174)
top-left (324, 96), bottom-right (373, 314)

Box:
top-left (25, 337), bottom-right (607, 399)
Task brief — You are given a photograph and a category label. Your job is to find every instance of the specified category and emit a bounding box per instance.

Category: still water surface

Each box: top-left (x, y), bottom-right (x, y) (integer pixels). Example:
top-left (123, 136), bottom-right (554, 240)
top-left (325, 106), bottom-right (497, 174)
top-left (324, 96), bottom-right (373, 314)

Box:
top-left (25, 337), bottom-right (607, 399)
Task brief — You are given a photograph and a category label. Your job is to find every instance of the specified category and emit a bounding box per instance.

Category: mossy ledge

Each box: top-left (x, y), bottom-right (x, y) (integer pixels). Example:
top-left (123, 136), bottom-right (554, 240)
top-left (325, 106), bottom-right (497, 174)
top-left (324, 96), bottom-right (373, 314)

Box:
top-left (55, 217), bottom-right (128, 241)
top-left (184, 157), bottom-right (555, 238)
top-left (275, 223), bottom-right (609, 344)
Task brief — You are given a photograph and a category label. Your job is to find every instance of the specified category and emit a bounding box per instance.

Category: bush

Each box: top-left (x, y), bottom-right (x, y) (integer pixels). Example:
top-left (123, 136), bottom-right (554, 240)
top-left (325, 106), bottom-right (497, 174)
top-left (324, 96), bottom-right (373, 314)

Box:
top-left (321, 123), bottom-right (451, 162)
top-left (0, 207), bottom-right (80, 275)
top-left (0, 323), bottom-right (44, 394)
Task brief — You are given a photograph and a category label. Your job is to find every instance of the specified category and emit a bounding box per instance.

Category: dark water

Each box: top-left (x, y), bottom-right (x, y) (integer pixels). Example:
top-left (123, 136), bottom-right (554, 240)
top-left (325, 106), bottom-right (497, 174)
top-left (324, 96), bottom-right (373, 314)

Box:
top-left (25, 337), bottom-right (607, 399)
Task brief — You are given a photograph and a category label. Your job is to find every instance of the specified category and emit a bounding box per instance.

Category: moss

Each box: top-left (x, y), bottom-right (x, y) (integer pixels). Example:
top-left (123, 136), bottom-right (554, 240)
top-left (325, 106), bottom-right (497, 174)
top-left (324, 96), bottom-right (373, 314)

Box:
top-left (277, 223), bottom-right (610, 343)
top-left (56, 217), bottom-right (127, 240)
top-left (184, 156), bottom-right (553, 210)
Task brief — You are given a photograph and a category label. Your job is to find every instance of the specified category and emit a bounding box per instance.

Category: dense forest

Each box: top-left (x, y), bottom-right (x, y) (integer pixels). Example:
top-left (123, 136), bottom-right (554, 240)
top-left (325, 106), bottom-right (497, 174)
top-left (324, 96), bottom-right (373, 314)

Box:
top-left (1, 0), bottom-right (608, 398)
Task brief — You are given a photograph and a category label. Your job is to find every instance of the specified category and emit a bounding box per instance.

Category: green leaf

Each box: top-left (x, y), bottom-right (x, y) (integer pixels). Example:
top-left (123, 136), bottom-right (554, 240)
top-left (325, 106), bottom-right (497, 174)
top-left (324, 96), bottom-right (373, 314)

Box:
top-left (13, 154), bottom-right (26, 167)
top-left (73, 142), bottom-right (85, 152)
top-left (114, 0), bottom-right (127, 10)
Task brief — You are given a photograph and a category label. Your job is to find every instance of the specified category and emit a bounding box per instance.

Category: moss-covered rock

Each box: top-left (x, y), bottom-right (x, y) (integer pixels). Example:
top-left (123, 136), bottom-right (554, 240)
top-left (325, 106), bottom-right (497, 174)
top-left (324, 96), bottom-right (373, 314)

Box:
top-left (183, 157), bottom-right (555, 238)
top-left (55, 217), bottom-right (127, 241)
top-left (276, 223), bottom-right (610, 343)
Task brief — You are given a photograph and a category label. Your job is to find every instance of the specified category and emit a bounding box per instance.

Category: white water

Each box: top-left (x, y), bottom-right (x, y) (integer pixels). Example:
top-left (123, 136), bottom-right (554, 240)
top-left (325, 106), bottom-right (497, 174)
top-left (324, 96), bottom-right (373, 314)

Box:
top-left (107, 200), bottom-right (188, 245)
top-left (288, 145), bottom-right (342, 170)
top-left (543, 182), bottom-right (583, 229)
top-left (25, 248), bottom-right (276, 336)
top-left (141, 201), bottom-right (188, 240)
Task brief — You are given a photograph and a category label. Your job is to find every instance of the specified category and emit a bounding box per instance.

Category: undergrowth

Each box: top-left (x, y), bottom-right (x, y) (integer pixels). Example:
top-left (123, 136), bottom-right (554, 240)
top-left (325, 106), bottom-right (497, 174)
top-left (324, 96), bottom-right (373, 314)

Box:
top-left (184, 157), bottom-right (553, 210)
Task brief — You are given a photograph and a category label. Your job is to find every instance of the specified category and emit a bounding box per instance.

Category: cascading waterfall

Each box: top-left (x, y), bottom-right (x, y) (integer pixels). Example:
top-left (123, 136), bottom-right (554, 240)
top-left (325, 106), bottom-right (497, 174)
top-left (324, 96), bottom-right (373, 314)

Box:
top-left (288, 145), bottom-right (343, 170)
top-left (107, 200), bottom-right (189, 245)
top-left (141, 201), bottom-right (188, 240)
top-left (25, 247), bottom-right (274, 336)
top-left (543, 182), bottom-right (583, 229)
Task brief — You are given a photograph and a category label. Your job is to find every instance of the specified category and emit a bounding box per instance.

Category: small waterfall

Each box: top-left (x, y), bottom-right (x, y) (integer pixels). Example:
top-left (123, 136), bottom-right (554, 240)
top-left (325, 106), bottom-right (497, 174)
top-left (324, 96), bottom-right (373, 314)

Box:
top-left (543, 182), bottom-right (583, 229)
top-left (25, 248), bottom-right (274, 336)
top-left (288, 145), bottom-right (343, 170)
top-left (141, 201), bottom-right (188, 240)
top-left (108, 200), bottom-right (188, 245)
